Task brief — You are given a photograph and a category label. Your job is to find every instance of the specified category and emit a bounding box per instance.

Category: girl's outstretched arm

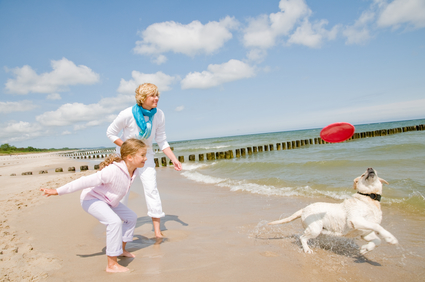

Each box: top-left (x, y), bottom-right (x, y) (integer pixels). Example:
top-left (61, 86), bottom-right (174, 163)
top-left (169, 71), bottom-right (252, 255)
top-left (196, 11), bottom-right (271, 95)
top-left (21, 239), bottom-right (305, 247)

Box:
top-left (40, 188), bottom-right (58, 197)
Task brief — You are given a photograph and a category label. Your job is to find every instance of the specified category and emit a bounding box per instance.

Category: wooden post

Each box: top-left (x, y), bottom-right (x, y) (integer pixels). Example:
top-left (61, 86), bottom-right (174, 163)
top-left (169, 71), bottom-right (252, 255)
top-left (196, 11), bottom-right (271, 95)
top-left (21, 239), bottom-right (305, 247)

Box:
top-left (287, 141), bottom-right (292, 149)
top-left (199, 154), bottom-right (204, 161)
top-left (300, 140), bottom-right (305, 146)
top-left (264, 145), bottom-right (268, 151)
top-left (269, 144), bottom-right (274, 151)
top-left (276, 143), bottom-right (281, 150)
top-left (296, 140), bottom-right (300, 148)
top-left (225, 151), bottom-right (231, 159)
top-left (189, 154), bottom-right (195, 161)
top-left (178, 156), bottom-right (184, 163)
top-left (253, 146), bottom-right (258, 153)
top-left (68, 167), bottom-right (75, 172)
top-left (258, 146), bottom-right (263, 152)
top-left (80, 165), bottom-right (88, 171)
top-left (154, 158), bottom-right (159, 167)
top-left (235, 149), bottom-right (241, 158)
top-left (219, 152), bottom-right (225, 159)
top-left (282, 142), bottom-right (286, 150)
top-left (241, 148), bottom-right (246, 156)
top-left (247, 147), bottom-right (252, 155)
top-left (161, 157), bottom-right (167, 166)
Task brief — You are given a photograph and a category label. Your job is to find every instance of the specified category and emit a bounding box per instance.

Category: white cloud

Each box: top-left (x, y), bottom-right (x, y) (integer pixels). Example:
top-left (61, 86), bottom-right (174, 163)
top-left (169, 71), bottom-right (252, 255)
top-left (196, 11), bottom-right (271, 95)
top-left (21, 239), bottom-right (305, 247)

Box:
top-left (36, 94), bottom-right (134, 129)
top-left (152, 55), bottom-right (168, 65)
top-left (0, 100), bottom-right (37, 114)
top-left (117, 71), bottom-right (179, 93)
top-left (243, 0), bottom-right (339, 50)
top-left (46, 93), bottom-right (62, 100)
top-left (246, 49), bottom-right (268, 63)
top-left (5, 58), bottom-right (100, 95)
top-left (181, 59), bottom-right (256, 89)
top-left (134, 16), bottom-right (239, 61)
top-left (343, 10), bottom-right (375, 45)
top-left (242, 0), bottom-right (311, 49)
top-left (377, 0), bottom-right (425, 29)
top-left (0, 121), bottom-right (45, 143)
top-left (288, 19), bottom-right (340, 48)
top-left (175, 106), bottom-right (184, 112)
top-left (62, 130), bottom-right (71, 135)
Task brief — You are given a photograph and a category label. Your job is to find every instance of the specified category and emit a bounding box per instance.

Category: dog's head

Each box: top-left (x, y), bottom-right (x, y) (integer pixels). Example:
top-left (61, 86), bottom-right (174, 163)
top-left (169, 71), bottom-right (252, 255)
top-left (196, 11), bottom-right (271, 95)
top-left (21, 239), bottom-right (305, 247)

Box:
top-left (353, 168), bottom-right (388, 194)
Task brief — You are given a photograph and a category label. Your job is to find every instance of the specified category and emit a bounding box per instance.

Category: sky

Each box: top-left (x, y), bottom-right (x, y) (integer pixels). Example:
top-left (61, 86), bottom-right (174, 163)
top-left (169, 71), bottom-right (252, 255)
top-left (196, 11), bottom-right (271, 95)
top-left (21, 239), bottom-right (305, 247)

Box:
top-left (0, 0), bottom-right (424, 149)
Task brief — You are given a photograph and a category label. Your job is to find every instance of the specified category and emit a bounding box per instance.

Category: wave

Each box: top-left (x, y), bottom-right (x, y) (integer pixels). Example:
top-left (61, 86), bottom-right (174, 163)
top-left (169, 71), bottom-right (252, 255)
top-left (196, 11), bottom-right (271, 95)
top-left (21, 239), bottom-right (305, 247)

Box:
top-left (180, 171), bottom-right (352, 200)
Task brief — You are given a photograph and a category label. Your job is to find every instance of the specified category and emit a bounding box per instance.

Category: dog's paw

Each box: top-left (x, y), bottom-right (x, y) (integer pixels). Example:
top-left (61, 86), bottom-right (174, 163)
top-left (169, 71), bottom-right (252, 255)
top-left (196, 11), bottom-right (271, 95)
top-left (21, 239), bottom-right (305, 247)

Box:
top-left (303, 248), bottom-right (314, 254)
top-left (360, 246), bottom-right (371, 255)
top-left (385, 235), bottom-right (398, 245)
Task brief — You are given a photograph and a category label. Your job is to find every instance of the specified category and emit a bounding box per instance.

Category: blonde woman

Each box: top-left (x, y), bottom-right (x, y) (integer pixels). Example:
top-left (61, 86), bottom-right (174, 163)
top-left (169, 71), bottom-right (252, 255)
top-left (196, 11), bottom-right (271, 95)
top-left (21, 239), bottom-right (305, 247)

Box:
top-left (106, 83), bottom-right (182, 238)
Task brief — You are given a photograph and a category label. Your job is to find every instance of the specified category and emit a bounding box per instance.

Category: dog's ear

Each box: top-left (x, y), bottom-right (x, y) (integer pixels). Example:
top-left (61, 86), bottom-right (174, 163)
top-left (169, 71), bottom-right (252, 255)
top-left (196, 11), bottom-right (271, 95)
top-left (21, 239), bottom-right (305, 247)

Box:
top-left (379, 177), bottom-right (389, 185)
top-left (353, 177), bottom-right (359, 189)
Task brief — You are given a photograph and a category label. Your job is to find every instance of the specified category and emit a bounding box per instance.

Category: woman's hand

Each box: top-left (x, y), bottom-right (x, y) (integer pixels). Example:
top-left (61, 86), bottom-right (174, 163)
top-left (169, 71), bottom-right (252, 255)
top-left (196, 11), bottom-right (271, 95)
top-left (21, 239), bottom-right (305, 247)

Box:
top-left (173, 160), bottom-right (182, 171)
top-left (40, 188), bottom-right (58, 197)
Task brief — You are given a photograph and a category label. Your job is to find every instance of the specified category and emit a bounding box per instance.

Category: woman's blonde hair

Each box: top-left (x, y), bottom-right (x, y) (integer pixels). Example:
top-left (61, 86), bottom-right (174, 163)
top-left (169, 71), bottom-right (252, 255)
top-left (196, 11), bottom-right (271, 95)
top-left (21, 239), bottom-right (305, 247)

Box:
top-left (135, 83), bottom-right (160, 106)
top-left (99, 139), bottom-right (147, 170)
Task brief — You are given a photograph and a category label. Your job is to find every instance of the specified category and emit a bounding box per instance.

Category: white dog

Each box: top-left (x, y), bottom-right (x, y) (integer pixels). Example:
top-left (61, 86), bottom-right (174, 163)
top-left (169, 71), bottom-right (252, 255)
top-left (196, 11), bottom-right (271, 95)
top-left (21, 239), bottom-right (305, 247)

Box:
top-left (269, 168), bottom-right (398, 254)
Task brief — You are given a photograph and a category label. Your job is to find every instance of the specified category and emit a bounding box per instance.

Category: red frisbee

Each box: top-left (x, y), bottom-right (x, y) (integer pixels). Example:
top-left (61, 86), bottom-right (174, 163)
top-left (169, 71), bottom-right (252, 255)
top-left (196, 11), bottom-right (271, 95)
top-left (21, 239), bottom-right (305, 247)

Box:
top-left (320, 122), bottom-right (355, 143)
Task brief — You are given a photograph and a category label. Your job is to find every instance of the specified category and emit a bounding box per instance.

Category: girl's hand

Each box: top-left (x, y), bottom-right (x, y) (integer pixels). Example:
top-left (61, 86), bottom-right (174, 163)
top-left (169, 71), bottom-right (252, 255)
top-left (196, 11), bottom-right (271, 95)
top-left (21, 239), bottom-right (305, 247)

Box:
top-left (40, 188), bottom-right (58, 197)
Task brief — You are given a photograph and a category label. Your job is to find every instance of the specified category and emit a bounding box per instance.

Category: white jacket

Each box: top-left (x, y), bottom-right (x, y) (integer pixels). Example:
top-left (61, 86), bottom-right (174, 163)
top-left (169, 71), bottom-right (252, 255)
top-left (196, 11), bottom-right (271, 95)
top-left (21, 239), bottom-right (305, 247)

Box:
top-left (106, 107), bottom-right (170, 156)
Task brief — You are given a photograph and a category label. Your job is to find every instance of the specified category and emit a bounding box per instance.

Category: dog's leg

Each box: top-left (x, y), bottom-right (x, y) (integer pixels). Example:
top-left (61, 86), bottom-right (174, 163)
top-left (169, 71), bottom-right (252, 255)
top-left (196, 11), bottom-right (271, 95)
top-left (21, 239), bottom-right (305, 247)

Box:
top-left (300, 223), bottom-right (322, 254)
top-left (360, 232), bottom-right (381, 255)
top-left (350, 219), bottom-right (398, 245)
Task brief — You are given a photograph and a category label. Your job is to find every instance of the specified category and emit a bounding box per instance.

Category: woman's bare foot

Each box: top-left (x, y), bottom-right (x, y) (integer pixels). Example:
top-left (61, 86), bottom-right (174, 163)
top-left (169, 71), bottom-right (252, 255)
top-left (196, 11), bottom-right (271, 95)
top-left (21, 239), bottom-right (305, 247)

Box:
top-left (106, 264), bottom-right (130, 273)
top-left (155, 231), bottom-right (164, 239)
top-left (119, 250), bottom-right (136, 258)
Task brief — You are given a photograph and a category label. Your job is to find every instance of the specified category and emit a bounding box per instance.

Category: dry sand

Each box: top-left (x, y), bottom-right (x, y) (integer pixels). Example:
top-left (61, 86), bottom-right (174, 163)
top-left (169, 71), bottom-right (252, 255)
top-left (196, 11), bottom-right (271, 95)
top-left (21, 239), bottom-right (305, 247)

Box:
top-left (1, 153), bottom-right (424, 281)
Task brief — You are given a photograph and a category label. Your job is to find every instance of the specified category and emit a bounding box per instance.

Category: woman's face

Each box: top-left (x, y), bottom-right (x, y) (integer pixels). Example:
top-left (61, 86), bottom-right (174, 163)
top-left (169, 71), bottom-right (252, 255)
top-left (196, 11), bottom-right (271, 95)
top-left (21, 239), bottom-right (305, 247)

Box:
top-left (142, 93), bottom-right (159, 110)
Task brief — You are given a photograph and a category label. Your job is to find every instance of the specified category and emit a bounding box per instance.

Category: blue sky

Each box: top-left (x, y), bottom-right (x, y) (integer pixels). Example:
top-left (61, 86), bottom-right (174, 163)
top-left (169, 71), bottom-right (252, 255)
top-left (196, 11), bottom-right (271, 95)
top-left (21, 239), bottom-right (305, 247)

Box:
top-left (1, 0), bottom-right (424, 148)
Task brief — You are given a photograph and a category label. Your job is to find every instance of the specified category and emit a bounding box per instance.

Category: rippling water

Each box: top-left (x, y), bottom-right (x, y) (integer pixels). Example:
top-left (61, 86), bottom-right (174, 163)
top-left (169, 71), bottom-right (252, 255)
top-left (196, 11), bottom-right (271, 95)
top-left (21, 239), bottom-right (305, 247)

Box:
top-left (160, 119), bottom-right (425, 215)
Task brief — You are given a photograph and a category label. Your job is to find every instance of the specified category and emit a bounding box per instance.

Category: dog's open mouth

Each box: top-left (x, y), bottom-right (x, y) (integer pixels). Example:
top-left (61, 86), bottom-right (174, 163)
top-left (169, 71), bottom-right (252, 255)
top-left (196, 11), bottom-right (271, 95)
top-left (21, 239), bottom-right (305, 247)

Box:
top-left (365, 168), bottom-right (376, 180)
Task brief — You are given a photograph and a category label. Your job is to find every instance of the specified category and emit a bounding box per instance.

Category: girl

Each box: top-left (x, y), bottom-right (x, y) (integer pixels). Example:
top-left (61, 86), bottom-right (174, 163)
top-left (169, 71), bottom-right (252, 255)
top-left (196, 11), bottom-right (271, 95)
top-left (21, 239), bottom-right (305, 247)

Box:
top-left (106, 83), bottom-right (182, 238)
top-left (40, 138), bottom-right (147, 273)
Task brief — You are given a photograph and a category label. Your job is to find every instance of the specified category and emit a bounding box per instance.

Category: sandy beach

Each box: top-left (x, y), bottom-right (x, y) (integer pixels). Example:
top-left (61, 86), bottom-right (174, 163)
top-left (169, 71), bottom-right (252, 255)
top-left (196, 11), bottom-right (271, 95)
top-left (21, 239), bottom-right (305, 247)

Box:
top-left (1, 153), bottom-right (424, 282)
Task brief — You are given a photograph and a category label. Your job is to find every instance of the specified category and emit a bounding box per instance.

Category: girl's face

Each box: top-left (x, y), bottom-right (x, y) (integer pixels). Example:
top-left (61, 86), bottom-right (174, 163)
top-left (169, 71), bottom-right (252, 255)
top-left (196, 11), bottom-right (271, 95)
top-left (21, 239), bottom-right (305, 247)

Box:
top-left (128, 148), bottom-right (148, 168)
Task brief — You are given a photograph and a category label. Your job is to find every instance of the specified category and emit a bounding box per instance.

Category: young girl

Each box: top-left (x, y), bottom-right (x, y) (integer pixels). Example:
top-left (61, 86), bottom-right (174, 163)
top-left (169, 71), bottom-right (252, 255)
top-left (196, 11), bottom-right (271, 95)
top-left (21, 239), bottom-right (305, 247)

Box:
top-left (40, 138), bottom-right (147, 273)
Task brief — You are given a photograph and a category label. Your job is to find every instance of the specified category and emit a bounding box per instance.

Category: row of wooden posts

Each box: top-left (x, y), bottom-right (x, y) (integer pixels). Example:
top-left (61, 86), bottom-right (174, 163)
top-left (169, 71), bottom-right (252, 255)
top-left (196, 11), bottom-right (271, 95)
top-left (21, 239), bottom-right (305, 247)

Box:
top-left (153, 124), bottom-right (425, 167)
top-left (9, 124), bottom-right (424, 174)
top-left (13, 165), bottom-right (95, 176)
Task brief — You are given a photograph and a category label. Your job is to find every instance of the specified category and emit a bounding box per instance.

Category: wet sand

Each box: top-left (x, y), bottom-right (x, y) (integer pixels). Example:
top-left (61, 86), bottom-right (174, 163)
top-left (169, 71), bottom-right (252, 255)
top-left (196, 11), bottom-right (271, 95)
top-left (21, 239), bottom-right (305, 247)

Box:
top-left (1, 154), bottom-right (424, 281)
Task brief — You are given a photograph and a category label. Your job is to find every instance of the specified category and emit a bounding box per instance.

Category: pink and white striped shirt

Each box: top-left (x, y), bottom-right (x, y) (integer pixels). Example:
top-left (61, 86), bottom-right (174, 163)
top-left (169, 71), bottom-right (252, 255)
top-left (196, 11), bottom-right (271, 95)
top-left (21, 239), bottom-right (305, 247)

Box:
top-left (56, 161), bottom-right (136, 207)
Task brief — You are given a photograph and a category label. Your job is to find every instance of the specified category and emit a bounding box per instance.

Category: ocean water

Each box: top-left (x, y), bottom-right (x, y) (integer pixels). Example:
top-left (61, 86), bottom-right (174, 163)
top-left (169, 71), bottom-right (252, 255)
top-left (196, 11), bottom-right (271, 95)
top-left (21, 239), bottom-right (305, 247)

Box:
top-left (161, 119), bottom-right (425, 215)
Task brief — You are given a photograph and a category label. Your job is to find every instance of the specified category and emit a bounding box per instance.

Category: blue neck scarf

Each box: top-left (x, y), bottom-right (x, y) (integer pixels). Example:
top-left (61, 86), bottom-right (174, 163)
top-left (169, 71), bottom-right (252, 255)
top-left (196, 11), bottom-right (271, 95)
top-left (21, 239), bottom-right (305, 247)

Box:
top-left (132, 104), bottom-right (157, 139)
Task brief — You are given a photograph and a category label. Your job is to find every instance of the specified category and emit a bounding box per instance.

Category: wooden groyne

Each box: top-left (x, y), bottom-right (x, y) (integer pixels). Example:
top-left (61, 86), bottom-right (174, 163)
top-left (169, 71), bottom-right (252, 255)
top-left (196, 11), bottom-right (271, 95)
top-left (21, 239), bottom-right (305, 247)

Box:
top-left (154, 124), bottom-right (425, 167)
top-left (5, 124), bottom-right (423, 174)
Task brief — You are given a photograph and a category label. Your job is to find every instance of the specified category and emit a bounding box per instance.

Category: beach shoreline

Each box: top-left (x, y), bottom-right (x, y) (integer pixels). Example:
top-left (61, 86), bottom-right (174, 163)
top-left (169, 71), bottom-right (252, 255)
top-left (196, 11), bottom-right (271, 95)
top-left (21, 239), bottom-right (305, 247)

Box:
top-left (1, 154), bottom-right (424, 281)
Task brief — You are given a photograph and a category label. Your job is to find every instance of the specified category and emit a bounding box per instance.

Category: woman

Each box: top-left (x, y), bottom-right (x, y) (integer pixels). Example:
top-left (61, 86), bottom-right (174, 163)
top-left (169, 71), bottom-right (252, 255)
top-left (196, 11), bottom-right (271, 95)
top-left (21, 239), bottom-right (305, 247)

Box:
top-left (106, 83), bottom-right (182, 238)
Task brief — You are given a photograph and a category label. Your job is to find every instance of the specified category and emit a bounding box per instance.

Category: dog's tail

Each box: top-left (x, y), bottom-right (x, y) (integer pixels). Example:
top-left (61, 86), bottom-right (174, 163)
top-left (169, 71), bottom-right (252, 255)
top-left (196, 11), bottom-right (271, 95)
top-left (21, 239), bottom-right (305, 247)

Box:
top-left (268, 209), bottom-right (303, 225)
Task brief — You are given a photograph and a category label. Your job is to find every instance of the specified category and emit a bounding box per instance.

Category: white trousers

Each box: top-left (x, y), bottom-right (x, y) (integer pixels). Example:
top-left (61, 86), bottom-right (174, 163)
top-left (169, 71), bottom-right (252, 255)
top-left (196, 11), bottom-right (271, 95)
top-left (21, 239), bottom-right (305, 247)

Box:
top-left (120, 159), bottom-right (165, 219)
top-left (81, 199), bottom-right (137, 257)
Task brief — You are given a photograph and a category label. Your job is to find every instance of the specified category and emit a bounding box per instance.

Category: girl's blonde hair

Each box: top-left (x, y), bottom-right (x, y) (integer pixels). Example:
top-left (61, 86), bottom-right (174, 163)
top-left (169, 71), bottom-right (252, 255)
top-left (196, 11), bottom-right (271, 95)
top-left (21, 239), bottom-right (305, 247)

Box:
top-left (99, 139), bottom-right (147, 170)
top-left (135, 83), bottom-right (160, 106)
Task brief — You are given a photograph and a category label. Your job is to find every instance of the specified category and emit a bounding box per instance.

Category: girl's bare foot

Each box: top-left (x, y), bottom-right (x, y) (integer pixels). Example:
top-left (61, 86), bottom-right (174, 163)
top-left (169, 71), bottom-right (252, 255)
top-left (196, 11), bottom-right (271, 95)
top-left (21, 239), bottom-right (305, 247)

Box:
top-left (106, 264), bottom-right (129, 273)
top-left (119, 250), bottom-right (136, 258)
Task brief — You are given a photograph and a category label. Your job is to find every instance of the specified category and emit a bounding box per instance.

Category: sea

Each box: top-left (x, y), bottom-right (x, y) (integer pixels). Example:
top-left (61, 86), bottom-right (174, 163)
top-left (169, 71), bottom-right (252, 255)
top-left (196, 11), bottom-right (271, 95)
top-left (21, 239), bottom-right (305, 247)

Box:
top-left (160, 118), bottom-right (425, 216)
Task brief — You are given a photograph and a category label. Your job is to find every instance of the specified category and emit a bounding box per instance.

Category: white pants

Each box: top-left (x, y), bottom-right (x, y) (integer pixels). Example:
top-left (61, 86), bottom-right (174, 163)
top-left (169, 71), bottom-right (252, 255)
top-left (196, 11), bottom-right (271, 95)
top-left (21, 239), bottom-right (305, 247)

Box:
top-left (82, 199), bottom-right (137, 257)
top-left (120, 157), bottom-right (165, 219)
